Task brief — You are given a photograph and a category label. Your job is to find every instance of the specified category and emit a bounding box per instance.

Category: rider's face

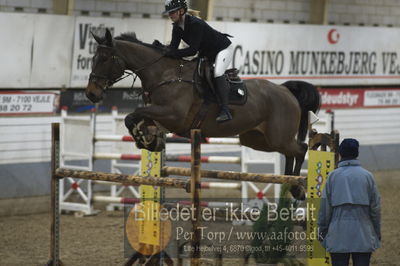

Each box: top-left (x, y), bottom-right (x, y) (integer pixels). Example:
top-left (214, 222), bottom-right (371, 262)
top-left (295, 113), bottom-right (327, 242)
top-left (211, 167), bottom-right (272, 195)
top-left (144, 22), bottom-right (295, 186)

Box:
top-left (169, 8), bottom-right (184, 23)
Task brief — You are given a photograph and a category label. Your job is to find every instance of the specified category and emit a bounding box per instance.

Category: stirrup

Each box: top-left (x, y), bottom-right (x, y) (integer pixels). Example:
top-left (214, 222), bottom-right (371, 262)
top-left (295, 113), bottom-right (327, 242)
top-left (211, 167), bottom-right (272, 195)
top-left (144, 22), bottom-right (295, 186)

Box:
top-left (216, 109), bottom-right (232, 123)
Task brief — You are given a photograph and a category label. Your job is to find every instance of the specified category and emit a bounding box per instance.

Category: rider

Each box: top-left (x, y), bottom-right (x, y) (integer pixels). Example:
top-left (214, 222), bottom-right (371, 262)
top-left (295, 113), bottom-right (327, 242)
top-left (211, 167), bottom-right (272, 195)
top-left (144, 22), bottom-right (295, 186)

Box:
top-left (163, 0), bottom-right (234, 123)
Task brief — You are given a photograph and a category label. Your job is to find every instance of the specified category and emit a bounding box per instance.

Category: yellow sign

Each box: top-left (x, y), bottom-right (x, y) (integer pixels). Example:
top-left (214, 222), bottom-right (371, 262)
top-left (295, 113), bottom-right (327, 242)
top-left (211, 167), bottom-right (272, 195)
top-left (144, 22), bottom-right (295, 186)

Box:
top-left (307, 150), bottom-right (334, 266)
top-left (126, 203), bottom-right (172, 256)
top-left (139, 149), bottom-right (162, 246)
top-left (125, 149), bottom-right (171, 255)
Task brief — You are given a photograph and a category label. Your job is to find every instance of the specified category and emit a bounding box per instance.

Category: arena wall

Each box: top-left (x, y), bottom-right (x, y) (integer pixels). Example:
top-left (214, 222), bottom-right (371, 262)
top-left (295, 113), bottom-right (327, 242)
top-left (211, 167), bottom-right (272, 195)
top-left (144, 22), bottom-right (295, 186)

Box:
top-left (0, 13), bottom-right (74, 88)
top-left (2, 13), bottom-right (400, 88)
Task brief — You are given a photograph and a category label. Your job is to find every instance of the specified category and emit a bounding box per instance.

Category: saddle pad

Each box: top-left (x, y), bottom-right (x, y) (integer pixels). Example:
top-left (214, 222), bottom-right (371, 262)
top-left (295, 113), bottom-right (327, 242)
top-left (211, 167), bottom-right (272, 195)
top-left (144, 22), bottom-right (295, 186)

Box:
top-left (194, 59), bottom-right (247, 105)
top-left (200, 80), bottom-right (247, 106)
top-left (227, 80), bottom-right (247, 105)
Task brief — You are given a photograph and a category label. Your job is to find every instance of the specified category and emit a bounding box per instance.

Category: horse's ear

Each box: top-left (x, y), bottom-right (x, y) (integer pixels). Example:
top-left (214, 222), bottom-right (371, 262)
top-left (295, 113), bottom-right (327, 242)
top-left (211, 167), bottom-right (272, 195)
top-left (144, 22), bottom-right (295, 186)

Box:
top-left (91, 32), bottom-right (104, 44)
top-left (105, 28), bottom-right (113, 47)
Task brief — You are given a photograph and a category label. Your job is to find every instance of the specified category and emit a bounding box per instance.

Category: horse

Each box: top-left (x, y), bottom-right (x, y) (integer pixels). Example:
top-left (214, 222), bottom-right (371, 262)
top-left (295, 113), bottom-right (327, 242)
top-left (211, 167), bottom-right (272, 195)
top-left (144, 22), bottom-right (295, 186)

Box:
top-left (86, 29), bottom-right (320, 200)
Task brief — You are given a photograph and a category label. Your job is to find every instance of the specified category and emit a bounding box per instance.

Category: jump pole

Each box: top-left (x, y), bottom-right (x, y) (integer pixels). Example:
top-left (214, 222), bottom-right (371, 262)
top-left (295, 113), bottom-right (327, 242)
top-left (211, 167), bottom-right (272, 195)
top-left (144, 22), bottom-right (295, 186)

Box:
top-left (55, 168), bottom-right (190, 191)
top-left (95, 134), bottom-right (239, 144)
top-left (163, 167), bottom-right (306, 187)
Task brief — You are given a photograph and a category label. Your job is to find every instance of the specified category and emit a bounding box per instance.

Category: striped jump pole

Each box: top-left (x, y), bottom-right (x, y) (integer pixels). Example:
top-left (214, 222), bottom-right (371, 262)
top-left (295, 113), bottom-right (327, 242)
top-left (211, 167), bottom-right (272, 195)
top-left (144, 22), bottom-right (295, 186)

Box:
top-left (55, 168), bottom-right (190, 192)
top-left (93, 195), bottom-right (141, 204)
top-left (162, 166), bottom-right (307, 187)
top-left (201, 182), bottom-right (241, 190)
top-left (94, 152), bottom-right (241, 164)
top-left (95, 134), bottom-right (240, 145)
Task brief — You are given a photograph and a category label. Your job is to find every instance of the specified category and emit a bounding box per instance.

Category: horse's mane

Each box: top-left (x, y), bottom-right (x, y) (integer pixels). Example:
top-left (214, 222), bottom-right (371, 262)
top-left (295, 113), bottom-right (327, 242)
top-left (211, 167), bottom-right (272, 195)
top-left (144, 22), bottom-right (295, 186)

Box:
top-left (115, 32), bottom-right (164, 51)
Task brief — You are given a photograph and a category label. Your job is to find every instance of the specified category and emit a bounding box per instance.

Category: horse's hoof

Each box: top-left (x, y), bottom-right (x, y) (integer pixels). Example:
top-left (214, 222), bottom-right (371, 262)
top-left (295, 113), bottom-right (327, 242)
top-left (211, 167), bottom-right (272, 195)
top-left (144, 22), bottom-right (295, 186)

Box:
top-left (134, 140), bottom-right (146, 150)
top-left (146, 134), bottom-right (166, 152)
top-left (130, 130), bottom-right (165, 152)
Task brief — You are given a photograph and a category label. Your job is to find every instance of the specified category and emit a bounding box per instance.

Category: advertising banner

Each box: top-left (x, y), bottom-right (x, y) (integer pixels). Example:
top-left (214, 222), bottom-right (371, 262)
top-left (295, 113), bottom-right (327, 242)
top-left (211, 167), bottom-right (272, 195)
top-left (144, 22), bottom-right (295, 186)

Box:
top-left (72, 18), bottom-right (400, 87)
top-left (225, 23), bottom-right (400, 85)
top-left (0, 91), bottom-right (59, 115)
top-left (364, 89), bottom-right (400, 107)
top-left (59, 89), bottom-right (142, 113)
top-left (320, 88), bottom-right (400, 109)
top-left (71, 17), bottom-right (166, 88)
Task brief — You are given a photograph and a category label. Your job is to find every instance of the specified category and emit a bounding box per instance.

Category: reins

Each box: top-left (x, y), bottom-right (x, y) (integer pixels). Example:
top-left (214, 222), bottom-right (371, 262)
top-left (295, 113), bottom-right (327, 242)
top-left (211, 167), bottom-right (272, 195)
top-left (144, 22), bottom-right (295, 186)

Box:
top-left (144, 62), bottom-right (195, 93)
top-left (125, 54), bottom-right (166, 94)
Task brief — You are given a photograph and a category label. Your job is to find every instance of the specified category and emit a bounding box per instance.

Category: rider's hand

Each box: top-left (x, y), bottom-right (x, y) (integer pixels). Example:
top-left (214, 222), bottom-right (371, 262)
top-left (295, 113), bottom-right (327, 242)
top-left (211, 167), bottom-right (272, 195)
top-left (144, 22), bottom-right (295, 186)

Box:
top-left (152, 40), bottom-right (178, 58)
top-left (164, 47), bottom-right (179, 59)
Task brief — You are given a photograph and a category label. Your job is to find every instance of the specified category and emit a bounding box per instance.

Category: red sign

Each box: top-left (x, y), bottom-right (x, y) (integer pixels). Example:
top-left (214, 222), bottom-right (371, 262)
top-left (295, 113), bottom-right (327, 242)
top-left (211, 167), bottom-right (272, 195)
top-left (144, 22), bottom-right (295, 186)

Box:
top-left (319, 89), bottom-right (364, 108)
top-left (319, 88), bottom-right (400, 109)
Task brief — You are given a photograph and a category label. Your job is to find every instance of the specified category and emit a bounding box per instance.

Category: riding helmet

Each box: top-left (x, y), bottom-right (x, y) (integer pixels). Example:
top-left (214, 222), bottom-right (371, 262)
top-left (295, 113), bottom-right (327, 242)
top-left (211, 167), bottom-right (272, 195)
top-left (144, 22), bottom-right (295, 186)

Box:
top-left (163, 0), bottom-right (188, 14)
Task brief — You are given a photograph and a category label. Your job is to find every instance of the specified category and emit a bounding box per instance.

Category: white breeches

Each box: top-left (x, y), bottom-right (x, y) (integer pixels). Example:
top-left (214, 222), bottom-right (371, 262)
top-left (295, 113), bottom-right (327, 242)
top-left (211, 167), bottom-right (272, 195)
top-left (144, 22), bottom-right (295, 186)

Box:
top-left (214, 44), bottom-right (234, 77)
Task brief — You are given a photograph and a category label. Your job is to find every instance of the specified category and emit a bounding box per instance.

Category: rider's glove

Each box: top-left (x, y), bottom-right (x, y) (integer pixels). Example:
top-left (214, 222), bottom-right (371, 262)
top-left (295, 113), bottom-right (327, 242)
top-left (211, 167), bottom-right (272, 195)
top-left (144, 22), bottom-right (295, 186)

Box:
top-left (164, 47), bottom-right (180, 59)
top-left (152, 39), bottom-right (164, 48)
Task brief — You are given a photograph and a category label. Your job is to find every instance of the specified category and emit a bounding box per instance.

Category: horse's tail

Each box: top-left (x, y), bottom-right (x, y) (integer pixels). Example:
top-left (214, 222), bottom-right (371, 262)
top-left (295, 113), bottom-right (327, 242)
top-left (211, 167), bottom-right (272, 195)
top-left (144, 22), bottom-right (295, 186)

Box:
top-left (281, 80), bottom-right (321, 143)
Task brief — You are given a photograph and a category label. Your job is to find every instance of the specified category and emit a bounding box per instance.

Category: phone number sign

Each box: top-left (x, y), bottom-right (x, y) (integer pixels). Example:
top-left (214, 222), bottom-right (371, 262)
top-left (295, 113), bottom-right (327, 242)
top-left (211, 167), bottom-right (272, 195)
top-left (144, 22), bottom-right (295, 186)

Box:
top-left (0, 91), bottom-right (59, 115)
top-left (364, 89), bottom-right (400, 107)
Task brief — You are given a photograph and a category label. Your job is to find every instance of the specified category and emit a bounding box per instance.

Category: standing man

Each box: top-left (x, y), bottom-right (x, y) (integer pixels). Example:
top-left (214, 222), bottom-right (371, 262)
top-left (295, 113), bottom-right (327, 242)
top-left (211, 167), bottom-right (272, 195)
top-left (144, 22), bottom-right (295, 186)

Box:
top-left (163, 0), bottom-right (234, 123)
top-left (318, 138), bottom-right (381, 266)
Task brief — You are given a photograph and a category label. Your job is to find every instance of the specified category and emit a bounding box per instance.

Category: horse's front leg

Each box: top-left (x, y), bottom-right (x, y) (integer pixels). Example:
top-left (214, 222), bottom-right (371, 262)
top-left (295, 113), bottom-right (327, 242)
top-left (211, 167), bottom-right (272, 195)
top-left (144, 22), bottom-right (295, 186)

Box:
top-left (124, 105), bottom-right (181, 151)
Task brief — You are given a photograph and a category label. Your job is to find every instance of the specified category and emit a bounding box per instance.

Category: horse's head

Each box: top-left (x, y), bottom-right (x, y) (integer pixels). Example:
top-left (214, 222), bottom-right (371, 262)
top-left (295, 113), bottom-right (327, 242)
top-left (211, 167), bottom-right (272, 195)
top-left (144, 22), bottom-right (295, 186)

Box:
top-left (86, 29), bottom-right (126, 103)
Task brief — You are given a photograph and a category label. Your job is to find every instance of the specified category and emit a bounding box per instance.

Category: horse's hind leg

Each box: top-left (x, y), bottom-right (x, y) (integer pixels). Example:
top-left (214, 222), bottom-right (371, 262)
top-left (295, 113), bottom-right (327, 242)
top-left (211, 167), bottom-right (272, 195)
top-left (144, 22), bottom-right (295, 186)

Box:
top-left (283, 154), bottom-right (304, 200)
top-left (239, 129), bottom-right (271, 151)
top-left (279, 140), bottom-right (307, 200)
top-left (240, 123), bottom-right (307, 200)
top-left (293, 142), bottom-right (308, 176)
top-left (284, 156), bottom-right (294, 175)
top-left (287, 142), bottom-right (307, 200)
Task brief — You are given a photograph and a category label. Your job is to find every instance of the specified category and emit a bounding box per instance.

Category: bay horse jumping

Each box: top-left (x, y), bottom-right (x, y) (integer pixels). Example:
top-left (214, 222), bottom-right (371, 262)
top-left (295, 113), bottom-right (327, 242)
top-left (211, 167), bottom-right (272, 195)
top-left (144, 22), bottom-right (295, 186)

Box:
top-left (86, 29), bottom-right (320, 200)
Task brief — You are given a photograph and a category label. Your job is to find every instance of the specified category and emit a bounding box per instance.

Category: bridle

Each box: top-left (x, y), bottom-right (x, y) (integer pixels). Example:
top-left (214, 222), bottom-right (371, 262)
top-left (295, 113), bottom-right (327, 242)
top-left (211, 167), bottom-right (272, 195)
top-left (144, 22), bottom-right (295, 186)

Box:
top-left (89, 57), bottom-right (127, 91)
top-left (89, 45), bottom-right (165, 92)
top-left (89, 44), bottom-right (195, 104)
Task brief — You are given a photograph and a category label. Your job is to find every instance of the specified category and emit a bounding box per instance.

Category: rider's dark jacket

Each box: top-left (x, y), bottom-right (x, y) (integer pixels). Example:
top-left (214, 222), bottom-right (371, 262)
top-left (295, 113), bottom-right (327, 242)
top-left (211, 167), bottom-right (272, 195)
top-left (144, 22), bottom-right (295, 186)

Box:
top-left (167, 14), bottom-right (231, 61)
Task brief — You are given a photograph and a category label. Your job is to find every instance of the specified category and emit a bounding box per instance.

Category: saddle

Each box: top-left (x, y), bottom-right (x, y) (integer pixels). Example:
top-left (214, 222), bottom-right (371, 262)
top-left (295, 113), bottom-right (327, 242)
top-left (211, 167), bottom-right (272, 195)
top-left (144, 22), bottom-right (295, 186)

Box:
top-left (194, 58), bottom-right (247, 105)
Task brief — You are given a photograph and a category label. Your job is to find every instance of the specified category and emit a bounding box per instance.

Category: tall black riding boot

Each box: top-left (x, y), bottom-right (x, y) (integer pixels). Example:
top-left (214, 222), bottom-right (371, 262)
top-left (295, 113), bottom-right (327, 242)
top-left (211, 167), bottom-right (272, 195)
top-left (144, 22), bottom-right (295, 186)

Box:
top-left (214, 76), bottom-right (233, 123)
